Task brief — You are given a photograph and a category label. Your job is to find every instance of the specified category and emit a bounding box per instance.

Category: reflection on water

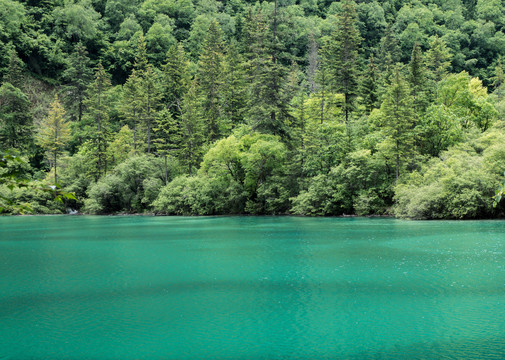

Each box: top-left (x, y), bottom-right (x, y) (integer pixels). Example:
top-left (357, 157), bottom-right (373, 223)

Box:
top-left (1, 216), bottom-right (505, 359)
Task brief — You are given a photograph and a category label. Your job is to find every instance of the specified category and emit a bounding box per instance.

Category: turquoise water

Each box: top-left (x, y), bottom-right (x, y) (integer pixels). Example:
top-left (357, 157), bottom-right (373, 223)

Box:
top-left (1, 216), bottom-right (505, 359)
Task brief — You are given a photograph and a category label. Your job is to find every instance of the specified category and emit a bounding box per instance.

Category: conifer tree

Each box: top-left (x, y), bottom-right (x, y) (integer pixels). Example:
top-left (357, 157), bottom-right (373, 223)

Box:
top-left (324, 0), bottom-right (361, 126)
top-left (0, 83), bottom-right (32, 150)
top-left (425, 36), bottom-right (452, 83)
top-left (84, 62), bottom-right (112, 178)
top-left (243, 7), bottom-right (290, 138)
top-left (4, 50), bottom-right (24, 89)
top-left (142, 64), bottom-right (161, 153)
top-left (180, 79), bottom-right (205, 175)
top-left (162, 43), bottom-right (190, 120)
top-left (222, 41), bottom-right (247, 128)
top-left (491, 58), bottom-right (505, 89)
top-left (36, 95), bottom-right (71, 184)
top-left (62, 42), bottom-right (93, 124)
top-left (408, 43), bottom-right (430, 114)
top-left (380, 65), bottom-right (414, 181)
top-left (121, 69), bottom-right (144, 153)
top-left (361, 55), bottom-right (379, 114)
top-left (153, 109), bottom-right (182, 184)
top-left (198, 19), bottom-right (226, 142)
top-left (307, 33), bottom-right (319, 94)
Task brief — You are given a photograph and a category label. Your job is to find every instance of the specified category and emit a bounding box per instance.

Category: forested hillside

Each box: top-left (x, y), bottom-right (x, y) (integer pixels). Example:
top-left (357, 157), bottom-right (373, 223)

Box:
top-left (2, 0), bottom-right (505, 218)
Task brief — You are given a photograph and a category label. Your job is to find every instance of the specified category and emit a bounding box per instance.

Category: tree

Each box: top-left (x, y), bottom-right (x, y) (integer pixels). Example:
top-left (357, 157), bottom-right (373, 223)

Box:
top-left (197, 19), bottom-right (226, 142)
top-left (162, 43), bottom-right (190, 120)
top-left (425, 36), bottom-right (452, 83)
top-left (179, 79), bottom-right (205, 175)
top-left (62, 42), bottom-right (93, 124)
top-left (0, 83), bottom-right (32, 150)
top-left (243, 7), bottom-right (290, 139)
top-left (325, 0), bottom-right (361, 126)
top-left (222, 41), bottom-right (247, 128)
top-left (380, 64), bottom-right (415, 181)
top-left (36, 95), bottom-right (71, 184)
top-left (361, 55), bottom-right (379, 114)
top-left (408, 42), bottom-right (430, 115)
top-left (84, 62), bottom-right (112, 179)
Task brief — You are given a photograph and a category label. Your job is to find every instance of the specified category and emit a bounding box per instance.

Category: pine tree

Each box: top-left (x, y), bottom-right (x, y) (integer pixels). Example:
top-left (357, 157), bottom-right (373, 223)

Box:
top-left (153, 109), bottom-right (182, 184)
top-left (162, 43), bottom-right (190, 120)
top-left (121, 69), bottom-right (144, 153)
top-left (361, 55), bottom-right (379, 114)
top-left (324, 0), bottom-right (361, 126)
top-left (491, 58), bottom-right (505, 89)
top-left (142, 64), bottom-right (162, 153)
top-left (197, 19), bottom-right (226, 142)
top-left (84, 62), bottom-right (112, 179)
top-left (243, 7), bottom-right (290, 138)
top-left (425, 36), bottom-right (452, 83)
top-left (0, 83), bottom-right (32, 150)
top-left (307, 33), bottom-right (320, 94)
top-left (36, 95), bottom-right (71, 184)
top-left (62, 42), bottom-right (93, 124)
top-left (380, 64), bottom-right (414, 181)
top-left (222, 41), bottom-right (247, 128)
top-left (180, 79), bottom-right (205, 175)
top-left (408, 43), bottom-right (430, 114)
top-left (4, 50), bottom-right (24, 89)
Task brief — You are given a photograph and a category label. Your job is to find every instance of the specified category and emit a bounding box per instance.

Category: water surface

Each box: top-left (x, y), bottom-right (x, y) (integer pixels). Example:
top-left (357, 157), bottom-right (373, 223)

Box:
top-left (1, 216), bottom-right (505, 359)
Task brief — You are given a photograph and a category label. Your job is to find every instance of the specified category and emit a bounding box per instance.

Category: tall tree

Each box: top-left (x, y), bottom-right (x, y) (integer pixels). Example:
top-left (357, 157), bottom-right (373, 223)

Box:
top-left (324, 0), bottom-right (361, 126)
top-left (425, 36), bottom-right (452, 83)
top-left (222, 41), bottom-right (247, 128)
top-left (162, 43), bottom-right (190, 121)
top-left (62, 42), bottom-right (93, 124)
top-left (36, 95), bottom-right (71, 184)
top-left (180, 79), bottom-right (205, 175)
top-left (408, 42), bottom-right (430, 115)
top-left (84, 62), bottom-right (112, 179)
top-left (361, 55), bottom-right (379, 114)
top-left (380, 65), bottom-right (414, 181)
top-left (197, 19), bottom-right (226, 142)
top-left (243, 7), bottom-right (290, 138)
top-left (4, 50), bottom-right (24, 89)
top-left (0, 83), bottom-right (32, 150)
top-left (141, 64), bottom-right (161, 153)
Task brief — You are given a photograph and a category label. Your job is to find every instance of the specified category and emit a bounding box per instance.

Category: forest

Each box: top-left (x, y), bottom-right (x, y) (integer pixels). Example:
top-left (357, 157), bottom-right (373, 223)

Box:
top-left (2, 0), bottom-right (505, 218)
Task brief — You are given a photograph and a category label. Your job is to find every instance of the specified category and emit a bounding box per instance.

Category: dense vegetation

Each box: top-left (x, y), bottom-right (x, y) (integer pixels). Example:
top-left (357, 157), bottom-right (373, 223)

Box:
top-left (2, 0), bottom-right (505, 218)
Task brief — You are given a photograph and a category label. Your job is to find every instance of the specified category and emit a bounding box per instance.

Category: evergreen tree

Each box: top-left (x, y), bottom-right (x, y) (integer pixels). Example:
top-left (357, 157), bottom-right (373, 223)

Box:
top-left (408, 43), bottom-right (430, 114)
top-left (491, 58), bottom-right (505, 89)
top-left (36, 95), bottom-right (71, 184)
top-left (324, 0), bottom-right (361, 126)
top-left (153, 109), bottom-right (182, 184)
top-left (307, 33), bottom-right (319, 94)
top-left (425, 36), bottom-right (452, 83)
top-left (180, 79), bottom-right (205, 175)
top-left (84, 62), bottom-right (112, 179)
top-left (361, 55), bottom-right (379, 114)
top-left (4, 50), bottom-right (24, 89)
top-left (162, 43), bottom-right (190, 120)
top-left (222, 41), bottom-right (247, 128)
top-left (243, 7), bottom-right (290, 139)
top-left (0, 82), bottom-right (32, 150)
top-left (121, 69), bottom-right (144, 153)
top-left (142, 64), bottom-right (161, 153)
top-left (62, 42), bottom-right (93, 124)
top-left (197, 19), bottom-right (226, 142)
top-left (380, 64), bottom-right (414, 181)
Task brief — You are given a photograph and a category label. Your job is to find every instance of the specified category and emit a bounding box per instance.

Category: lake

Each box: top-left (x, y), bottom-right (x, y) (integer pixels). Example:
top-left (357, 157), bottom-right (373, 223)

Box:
top-left (1, 216), bottom-right (505, 359)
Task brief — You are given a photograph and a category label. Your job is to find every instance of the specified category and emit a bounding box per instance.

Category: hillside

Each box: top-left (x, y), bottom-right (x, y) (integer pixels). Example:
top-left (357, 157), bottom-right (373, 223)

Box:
top-left (2, 0), bottom-right (505, 218)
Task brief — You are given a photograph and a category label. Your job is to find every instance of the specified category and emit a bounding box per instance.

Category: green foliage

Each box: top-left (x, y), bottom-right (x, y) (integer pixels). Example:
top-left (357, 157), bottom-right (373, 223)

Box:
top-left (84, 154), bottom-right (179, 214)
top-left (4, 0), bottom-right (505, 218)
top-left (395, 128), bottom-right (505, 219)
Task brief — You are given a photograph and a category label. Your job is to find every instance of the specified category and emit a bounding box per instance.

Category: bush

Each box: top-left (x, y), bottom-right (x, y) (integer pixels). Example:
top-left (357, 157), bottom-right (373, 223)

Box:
top-left (84, 154), bottom-right (180, 214)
